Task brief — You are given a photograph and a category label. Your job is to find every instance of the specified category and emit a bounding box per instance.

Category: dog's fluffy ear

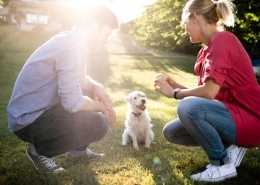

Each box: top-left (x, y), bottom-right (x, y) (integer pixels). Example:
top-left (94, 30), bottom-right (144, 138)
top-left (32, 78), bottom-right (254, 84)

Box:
top-left (125, 94), bottom-right (131, 103)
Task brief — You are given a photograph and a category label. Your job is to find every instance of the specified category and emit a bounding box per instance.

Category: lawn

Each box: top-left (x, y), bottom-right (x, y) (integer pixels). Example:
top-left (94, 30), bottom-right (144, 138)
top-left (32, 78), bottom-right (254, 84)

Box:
top-left (0, 51), bottom-right (259, 185)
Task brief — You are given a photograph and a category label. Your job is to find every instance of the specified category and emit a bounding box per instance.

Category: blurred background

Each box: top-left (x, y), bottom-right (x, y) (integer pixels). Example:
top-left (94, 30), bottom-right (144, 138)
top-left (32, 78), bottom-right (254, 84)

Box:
top-left (0, 0), bottom-right (259, 82)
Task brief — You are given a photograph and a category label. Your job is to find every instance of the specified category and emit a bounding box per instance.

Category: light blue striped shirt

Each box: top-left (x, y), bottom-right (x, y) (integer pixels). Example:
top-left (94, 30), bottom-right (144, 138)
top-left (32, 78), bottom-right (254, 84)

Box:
top-left (7, 30), bottom-right (88, 132)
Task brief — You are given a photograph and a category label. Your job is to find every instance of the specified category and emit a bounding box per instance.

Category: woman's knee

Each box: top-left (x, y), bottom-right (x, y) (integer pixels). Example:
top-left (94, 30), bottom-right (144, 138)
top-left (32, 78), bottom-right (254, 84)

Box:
top-left (177, 96), bottom-right (206, 120)
top-left (162, 122), bottom-right (174, 142)
top-left (162, 119), bottom-right (183, 142)
top-left (163, 118), bottom-right (199, 146)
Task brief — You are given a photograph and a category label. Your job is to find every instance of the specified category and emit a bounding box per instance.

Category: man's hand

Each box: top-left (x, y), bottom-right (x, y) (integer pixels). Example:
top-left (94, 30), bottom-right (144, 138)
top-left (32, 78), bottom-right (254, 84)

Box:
top-left (102, 107), bottom-right (116, 129)
top-left (94, 84), bottom-right (116, 128)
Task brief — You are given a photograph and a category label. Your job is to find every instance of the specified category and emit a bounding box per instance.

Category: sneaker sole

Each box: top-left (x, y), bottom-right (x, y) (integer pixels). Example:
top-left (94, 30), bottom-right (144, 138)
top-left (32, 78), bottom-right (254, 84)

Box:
top-left (211, 172), bottom-right (238, 182)
top-left (191, 172), bottom-right (237, 182)
top-left (234, 148), bottom-right (247, 167)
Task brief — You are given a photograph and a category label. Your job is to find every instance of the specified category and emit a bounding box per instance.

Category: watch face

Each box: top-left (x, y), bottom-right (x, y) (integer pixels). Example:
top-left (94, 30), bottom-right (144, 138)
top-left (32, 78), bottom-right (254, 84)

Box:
top-left (174, 88), bottom-right (181, 92)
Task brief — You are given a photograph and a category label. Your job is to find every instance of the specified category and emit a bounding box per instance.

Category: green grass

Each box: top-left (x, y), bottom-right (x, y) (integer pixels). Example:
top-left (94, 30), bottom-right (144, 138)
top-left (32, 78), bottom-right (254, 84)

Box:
top-left (0, 51), bottom-right (260, 185)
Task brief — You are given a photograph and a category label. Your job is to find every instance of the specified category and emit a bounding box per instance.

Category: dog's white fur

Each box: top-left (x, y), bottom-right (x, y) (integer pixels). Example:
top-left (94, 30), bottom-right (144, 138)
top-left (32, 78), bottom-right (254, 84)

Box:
top-left (122, 90), bottom-right (154, 150)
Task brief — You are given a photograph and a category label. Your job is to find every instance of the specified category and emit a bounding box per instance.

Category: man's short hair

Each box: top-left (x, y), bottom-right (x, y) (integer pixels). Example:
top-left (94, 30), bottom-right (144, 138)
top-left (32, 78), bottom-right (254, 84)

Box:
top-left (76, 4), bottom-right (118, 30)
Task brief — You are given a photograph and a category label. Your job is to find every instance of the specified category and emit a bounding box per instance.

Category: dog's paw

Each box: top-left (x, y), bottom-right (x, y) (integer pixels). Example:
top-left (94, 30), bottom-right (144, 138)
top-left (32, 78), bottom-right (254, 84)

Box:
top-left (133, 144), bottom-right (139, 150)
top-left (145, 144), bottom-right (150, 148)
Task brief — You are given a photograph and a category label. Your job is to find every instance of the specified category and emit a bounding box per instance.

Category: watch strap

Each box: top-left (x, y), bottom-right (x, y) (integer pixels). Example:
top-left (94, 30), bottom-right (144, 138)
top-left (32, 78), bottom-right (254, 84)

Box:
top-left (173, 88), bottom-right (181, 99)
top-left (174, 91), bottom-right (178, 99)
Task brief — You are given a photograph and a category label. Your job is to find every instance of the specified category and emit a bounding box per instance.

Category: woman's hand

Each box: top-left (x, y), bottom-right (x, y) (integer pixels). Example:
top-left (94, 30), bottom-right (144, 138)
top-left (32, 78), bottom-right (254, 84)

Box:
top-left (154, 71), bottom-right (188, 98)
top-left (158, 71), bottom-right (180, 88)
top-left (154, 77), bottom-right (175, 98)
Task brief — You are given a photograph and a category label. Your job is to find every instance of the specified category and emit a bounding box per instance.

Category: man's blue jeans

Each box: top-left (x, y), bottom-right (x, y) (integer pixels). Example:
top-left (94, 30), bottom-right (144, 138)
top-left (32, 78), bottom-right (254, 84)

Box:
top-left (163, 96), bottom-right (237, 166)
top-left (14, 91), bottom-right (110, 158)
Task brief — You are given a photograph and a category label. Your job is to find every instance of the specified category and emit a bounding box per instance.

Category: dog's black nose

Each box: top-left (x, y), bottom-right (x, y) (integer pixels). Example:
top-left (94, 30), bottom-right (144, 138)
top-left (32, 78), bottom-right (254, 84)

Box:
top-left (141, 99), bottom-right (146, 103)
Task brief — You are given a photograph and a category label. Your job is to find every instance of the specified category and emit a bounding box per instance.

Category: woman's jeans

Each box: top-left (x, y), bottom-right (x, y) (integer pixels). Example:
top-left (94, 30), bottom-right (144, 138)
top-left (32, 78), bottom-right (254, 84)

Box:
top-left (163, 96), bottom-right (237, 166)
top-left (14, 91), bottom-right (109, 158)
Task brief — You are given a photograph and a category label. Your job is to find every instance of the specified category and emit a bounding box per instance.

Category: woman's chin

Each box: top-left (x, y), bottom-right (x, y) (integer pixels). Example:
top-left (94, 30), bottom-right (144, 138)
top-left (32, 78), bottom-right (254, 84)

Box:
top-left (190, 38), bottom-right (199, 44)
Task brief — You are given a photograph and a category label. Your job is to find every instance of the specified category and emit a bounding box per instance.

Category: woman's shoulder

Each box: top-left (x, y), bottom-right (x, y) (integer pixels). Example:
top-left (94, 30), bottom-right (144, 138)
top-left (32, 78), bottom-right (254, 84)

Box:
top-left (213, 31), bottom-right (237, 41)
top-left (209, 31), bottom-right (239, 49)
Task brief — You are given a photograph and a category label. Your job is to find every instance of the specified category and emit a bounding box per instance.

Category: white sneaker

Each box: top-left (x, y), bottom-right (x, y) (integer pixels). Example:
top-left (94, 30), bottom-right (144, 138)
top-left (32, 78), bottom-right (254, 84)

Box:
top-left (191, 163), bottom-right (237, 182)
top-left (206, 145), bottom-right (247, 168)
top-left (227, 145), bottom-right (247, 167)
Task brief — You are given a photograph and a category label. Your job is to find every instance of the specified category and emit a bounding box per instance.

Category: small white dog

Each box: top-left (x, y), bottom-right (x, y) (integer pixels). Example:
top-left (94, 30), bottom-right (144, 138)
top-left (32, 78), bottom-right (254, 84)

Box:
top-left (122, 90), bottom-right (154, 150)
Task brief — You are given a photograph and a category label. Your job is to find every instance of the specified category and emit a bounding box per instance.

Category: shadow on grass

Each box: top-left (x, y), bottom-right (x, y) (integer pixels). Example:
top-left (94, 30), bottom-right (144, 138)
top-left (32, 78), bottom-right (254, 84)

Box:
top-left (131, 55), bottom-right (196, 75)
top-left (0, 138), bottom-right (102, 185)
top-left (139, 153), bottom-right (189, 185)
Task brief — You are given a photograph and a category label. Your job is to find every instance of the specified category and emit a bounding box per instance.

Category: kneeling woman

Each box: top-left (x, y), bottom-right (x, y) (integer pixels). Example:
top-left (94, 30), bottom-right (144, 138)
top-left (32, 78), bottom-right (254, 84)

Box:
top-left (154, 0), bottom-right (260, 182)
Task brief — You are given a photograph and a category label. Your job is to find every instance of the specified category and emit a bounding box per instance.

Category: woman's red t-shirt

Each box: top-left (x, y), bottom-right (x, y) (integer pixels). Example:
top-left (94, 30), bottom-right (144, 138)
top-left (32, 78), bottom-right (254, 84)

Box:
top-left (195, 31), bottom-right (260, 148)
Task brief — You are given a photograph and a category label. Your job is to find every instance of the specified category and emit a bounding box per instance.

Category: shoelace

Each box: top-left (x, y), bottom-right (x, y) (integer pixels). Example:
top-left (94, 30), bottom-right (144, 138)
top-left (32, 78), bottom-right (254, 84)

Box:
top-left (228, 149), bottom-right (238, 163)
top-left (39, 156), bottom-right (57, 169)
top-left (203, 165), bottom-right (221, 178)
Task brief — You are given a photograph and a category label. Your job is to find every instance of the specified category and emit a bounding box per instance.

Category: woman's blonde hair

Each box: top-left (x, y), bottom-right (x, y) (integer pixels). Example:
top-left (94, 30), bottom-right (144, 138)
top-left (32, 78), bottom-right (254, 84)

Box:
top-left (181, 0), bottom-right (236, 27)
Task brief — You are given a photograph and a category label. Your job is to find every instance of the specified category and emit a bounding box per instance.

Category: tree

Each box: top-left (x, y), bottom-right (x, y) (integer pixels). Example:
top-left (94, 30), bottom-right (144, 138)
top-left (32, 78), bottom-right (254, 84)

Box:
top-left (227, 0), bottom-right (260, 53)
top-left (130, 0), bottom-right (260, 54)
top-left (129, 0), bottom-right (200, 54)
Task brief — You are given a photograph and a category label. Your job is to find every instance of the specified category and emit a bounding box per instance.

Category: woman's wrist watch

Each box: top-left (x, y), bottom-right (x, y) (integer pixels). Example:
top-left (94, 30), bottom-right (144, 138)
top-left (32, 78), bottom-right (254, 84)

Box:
top-left (172, 88), bottom-right (181, 99)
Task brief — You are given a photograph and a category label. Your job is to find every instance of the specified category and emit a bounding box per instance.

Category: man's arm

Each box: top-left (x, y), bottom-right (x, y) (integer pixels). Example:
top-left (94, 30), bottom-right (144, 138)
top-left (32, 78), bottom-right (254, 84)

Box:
top-left (79, 76), bottom-right (106, 112)
top-left (80, 75), bottom-right (116, 128)
top-left (80, 75), bottom-right (99, 92)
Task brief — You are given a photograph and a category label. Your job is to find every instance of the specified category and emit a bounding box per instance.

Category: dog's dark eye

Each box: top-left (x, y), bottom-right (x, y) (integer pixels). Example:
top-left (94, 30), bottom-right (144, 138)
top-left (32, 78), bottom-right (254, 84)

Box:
top-left (134, 97), bottom-right (137, 99)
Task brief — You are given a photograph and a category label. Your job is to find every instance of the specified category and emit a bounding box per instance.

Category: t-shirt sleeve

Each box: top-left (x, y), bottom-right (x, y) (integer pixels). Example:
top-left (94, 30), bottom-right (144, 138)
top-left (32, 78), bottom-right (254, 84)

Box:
top-left (201, 33), bottom-right (237, 86)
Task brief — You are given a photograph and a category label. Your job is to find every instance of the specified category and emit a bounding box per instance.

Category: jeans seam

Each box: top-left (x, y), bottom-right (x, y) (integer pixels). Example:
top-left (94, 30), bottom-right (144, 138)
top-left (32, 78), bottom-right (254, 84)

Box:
top-left (187, 104), bottom-right (230, 160)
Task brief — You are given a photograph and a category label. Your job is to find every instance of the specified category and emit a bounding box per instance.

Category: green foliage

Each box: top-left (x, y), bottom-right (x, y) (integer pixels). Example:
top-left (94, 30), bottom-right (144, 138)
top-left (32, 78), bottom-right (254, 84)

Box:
top-left (227, 0), bottom-right (260, 52)
top-left (130, 0), bottom-right (200, 54)
top-left (130, 0), bottom-right (260, 53)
